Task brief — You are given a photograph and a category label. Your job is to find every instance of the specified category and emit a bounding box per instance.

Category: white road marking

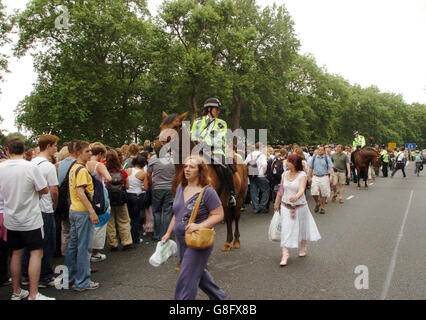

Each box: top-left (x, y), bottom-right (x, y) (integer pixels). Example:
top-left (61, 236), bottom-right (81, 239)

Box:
top-left (380, 190), bottom-right (414, 300)
top-left (346, 195), bottom-right (354, 200)
top-left (368, 183), bottom-right (374, 185)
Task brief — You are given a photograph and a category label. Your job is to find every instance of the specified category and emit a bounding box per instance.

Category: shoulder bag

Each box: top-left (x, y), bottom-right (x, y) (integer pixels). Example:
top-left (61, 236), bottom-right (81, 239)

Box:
top-left (185, 187), bottom-right (215, 250)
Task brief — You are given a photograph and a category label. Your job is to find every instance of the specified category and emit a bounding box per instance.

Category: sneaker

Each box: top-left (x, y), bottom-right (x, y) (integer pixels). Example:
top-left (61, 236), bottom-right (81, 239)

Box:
top-left (319, 208), bottom-right (325, 214)
top-left (38, 277), bottom-right (57, 288)
top-left (314, 204), bottom-right (320, 213)
top-left (28, 292), bottom-right (56, 300)
top-left (11, 288), bottom-right (29, 300)
top-left (90, 253), bottom-right (106, 262)
top-left (74, 281), bottom-right (99, 292)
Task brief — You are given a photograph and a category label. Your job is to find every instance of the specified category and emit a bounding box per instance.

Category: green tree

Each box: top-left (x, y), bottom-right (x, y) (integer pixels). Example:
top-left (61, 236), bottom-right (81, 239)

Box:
top-left (14, 0), bottom-right (156, 146)
top-left (2, 132), bottom-right (36, 150)
top-left (0, 0), bottom-right (13, 92)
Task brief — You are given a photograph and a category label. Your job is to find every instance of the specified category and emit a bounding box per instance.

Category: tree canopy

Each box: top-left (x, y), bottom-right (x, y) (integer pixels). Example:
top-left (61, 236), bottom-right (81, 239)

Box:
top-left (0, 0), bottom-right (13, 91)
top-left (8, 0), bottom-right (426, 148)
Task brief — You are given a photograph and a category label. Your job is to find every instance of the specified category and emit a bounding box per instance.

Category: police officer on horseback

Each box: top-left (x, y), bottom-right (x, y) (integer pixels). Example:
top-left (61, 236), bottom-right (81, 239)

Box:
top-left (190, 98), bottom-right (237, 207)
top-left (352, 131), bottom-right (366, 150)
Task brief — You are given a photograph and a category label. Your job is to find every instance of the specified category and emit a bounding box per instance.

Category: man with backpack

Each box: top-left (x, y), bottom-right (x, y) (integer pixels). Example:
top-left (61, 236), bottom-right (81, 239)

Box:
top-left (244, 142), bottom-right (269, 214)
top-left (308, 146), bottom-right (334, 214)
top-left (64, 140), bottom-right (100, 291)
top-left (267, 148), bottom-right (286, 204)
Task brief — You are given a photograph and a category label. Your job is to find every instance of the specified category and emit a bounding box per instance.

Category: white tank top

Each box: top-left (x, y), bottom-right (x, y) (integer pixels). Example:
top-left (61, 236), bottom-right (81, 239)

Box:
top-left (128, 168), bottom-right (144, 195)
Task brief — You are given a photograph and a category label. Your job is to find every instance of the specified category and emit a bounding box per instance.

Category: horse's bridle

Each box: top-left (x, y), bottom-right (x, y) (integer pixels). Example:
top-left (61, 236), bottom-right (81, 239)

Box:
top-left (155, 120), bottom-right (183, 147)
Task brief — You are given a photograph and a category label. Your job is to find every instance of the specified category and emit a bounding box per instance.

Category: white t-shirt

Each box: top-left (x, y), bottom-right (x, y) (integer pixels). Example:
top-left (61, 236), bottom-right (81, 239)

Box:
top-left (0, 159), bottom-right (47, 231)
top-left (244, 151), bottom-right (268, 178)
top-left (32, 156), bottom-right (59, 213)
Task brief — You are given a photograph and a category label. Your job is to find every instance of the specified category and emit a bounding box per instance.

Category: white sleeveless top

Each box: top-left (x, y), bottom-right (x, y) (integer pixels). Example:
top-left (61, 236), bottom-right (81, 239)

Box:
top-left (281, 171), bottom-right (307, 206)
top-left (128, 168), bottom-right (144, 195)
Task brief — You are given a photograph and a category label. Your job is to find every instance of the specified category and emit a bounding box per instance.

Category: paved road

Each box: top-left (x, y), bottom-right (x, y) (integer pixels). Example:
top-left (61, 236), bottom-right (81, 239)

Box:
top-left (1, 163), bottom-right (425, 300)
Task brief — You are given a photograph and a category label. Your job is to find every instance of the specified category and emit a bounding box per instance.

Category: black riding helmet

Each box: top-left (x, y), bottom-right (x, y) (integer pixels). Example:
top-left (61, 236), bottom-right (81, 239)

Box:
top-left (203, 98), bottom-right (222, 110)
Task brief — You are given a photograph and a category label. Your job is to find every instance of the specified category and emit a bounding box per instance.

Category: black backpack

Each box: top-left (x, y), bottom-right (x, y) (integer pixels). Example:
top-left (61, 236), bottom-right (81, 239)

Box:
top-left (270, 158), bottom-right (284, 185)
top-left (54, 160), bottom-right (76, 221)
top-left (106, 171), bottom-right (127, 206)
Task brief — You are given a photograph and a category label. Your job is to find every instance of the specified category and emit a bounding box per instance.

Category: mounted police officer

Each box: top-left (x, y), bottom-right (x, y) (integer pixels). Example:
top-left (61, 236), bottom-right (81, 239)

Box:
top-left (352, 131), bottom-right (366, 150)
top-left (190, 98), bottom-right (237, 207)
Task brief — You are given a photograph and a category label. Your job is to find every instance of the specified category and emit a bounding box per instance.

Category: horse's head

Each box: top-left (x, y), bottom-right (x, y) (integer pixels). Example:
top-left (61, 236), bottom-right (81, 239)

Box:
top-left (154, 112), bottom-right (188, 154)
top-left (372, 151), bottom-right (382, 171)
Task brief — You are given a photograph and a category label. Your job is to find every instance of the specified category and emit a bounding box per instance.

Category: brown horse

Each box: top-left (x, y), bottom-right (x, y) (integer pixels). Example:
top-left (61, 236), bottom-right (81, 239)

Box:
top-left (352, 147), bottom-right (382, 189)
top-left (154, 112), bottom-right (248, 252)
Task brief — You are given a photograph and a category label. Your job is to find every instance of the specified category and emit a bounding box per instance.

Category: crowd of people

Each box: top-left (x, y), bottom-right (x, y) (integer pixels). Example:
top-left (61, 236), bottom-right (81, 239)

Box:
top-left (0, 125), bottom-right (423, 299)
top-left (0, 135), bottom-right (176, 299)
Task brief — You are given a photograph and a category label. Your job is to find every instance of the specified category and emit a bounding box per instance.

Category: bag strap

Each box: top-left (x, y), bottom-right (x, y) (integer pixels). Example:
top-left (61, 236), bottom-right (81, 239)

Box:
top-left (37, 159), bottom-right (49, 166)
top-left (188, 186), bottom-right (208, 225)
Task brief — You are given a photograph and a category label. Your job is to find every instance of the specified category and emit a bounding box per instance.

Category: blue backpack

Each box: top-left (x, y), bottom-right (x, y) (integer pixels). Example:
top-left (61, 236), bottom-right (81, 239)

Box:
top-left (75, 166), bottom-right (109, 216)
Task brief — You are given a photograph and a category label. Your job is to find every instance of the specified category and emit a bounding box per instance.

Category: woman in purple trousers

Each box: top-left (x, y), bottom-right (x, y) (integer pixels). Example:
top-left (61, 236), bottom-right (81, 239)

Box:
top-left (162, 156), bottom-right (226, 300)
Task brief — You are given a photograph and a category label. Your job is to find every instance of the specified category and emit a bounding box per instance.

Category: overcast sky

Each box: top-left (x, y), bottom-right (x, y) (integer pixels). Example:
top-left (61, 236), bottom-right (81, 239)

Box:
top-left (1, 0), bottom-right (425, 134)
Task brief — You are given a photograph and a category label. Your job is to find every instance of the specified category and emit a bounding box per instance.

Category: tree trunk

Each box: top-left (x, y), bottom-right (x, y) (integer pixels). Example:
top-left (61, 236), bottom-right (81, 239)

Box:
top-left (233, 93), bottom-right (243, 130)
top-left (191, 87), bottom-right (199, 123)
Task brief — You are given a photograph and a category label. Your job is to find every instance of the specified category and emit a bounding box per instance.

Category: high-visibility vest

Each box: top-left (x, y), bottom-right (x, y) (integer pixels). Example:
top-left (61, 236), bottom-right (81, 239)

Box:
top-left (380, 150), bottom-right (389, 163)
top-left (190, 116), bottom-right (227, 155)
top-left (352, 135), bottom-right (366, 148)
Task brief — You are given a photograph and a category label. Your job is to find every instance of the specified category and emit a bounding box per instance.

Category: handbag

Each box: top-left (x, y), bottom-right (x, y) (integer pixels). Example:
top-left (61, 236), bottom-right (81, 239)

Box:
top-left (184, 187), bottom-right (215, 250)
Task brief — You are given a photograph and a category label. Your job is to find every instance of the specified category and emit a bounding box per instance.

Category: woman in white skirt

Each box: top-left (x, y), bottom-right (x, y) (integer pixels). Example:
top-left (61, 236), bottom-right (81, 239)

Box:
top-left (273, 154), bottom-right (321, 267)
